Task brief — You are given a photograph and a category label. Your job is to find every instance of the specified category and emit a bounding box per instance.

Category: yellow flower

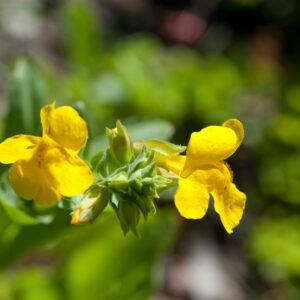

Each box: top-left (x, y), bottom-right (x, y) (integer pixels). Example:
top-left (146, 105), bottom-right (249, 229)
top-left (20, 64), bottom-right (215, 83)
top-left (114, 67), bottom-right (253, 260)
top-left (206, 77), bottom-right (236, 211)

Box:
top-left (167, 119), bottom-right (246, 233)
top-left (0, 103), bottom-right (93, 205)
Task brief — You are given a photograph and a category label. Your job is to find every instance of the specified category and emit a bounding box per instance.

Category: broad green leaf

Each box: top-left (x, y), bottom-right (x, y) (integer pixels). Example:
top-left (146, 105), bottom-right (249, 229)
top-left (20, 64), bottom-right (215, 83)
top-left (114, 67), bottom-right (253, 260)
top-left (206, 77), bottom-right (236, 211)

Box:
top-left (5, 59), bottom-right (47, 137)
top-left (11, 268), bottom-right (61, 300)
top-left (0, 197), bottom-right (37, 225)
top-left (65, 212), bottom-right (178, 300)
top-left (0, 210), bottom-right (71, 268)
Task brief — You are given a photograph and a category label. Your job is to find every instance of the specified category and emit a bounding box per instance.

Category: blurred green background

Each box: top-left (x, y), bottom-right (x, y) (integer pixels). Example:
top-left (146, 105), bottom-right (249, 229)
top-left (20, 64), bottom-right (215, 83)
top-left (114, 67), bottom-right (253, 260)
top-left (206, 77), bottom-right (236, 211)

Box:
top-left (0, 0), bottom-right (300, 299)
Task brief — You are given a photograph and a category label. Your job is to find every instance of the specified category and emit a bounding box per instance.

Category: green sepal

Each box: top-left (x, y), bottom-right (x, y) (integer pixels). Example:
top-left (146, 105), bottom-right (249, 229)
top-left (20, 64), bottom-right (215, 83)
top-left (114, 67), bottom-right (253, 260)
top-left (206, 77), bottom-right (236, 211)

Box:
top-left (142, 184), bottom-right (158, 198)
top-left (145, 196), bottom-right (156, 214)
top-left (94, 150), bottom-right (120, 178)
top-left (128, 146), bottom-right (151, 174)
top-left (90, 151), bottom-right (105, 173)
top-left (117, 197), bottom-right (141, 237)
top-left (107, 172), bottom-right (129, 193)
top-left (131, 190), bottom-right (148, 220)
top-left (140, 161), bottom-right (156, 178)
top-left (129, 176), bottom-right (143, 193)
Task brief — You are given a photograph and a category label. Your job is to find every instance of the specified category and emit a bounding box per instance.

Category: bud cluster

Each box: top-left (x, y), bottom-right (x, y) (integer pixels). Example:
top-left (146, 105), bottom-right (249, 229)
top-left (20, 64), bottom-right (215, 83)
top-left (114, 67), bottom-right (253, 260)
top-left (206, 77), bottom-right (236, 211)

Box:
top-left (71, 121), bottom-right (176, 236)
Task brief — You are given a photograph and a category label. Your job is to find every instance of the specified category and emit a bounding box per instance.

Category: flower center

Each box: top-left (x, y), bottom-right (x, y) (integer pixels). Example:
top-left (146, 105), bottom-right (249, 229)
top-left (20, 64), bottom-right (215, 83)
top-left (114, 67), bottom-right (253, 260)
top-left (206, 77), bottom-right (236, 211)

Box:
top-left (36, 138), bottom-right (52, 169)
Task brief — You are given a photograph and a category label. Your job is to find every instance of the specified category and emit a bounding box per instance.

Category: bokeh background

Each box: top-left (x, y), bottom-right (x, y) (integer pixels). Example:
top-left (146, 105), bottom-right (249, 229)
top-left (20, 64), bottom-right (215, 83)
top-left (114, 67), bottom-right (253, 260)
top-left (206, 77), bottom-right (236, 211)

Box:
top-left (0, 0), bottom-right (299, 299)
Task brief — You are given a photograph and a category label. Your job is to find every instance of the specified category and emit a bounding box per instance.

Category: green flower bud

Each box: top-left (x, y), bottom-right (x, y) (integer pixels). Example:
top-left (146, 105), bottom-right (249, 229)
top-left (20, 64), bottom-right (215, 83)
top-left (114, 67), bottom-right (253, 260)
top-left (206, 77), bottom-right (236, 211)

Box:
top-left (106, 120), bottom-right (133, 165)
top-left (89, 135), bottom-right (180, 236)
top-left (71, 186), bottom-right (110, 225)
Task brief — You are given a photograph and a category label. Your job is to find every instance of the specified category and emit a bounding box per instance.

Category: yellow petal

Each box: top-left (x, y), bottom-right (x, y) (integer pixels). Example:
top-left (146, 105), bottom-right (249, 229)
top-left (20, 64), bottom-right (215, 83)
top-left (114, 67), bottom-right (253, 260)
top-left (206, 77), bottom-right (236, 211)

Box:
top-left (0, 135), bottom-right (40, 164)
top-left (208, 163), bottom-right (246, 233)
top-left (175, 169), bottom-right (209, 219)
top-left (44, 147), bottom-right (93, 197)
top-left (212, 183), bottom-right (246, 234)
top-left (183, 119), bottom-right (244, 173)
top-left (8, 138), bottom-right (93, 205)
top-left (205, 162), bottom-right (232, 192)
top-left (9, 160), bottom-right (39, 200)
top-left (9, 158), bottom-right (61, 205)
top-left (41, 103), bottom-right (88, 154)
top-left (40, 103), bottom-right (55, 136)
top-left (223, 118), bottom-right (244, 144)
top-left (166, 155), bottom-right (186, 175)
top-left (35, 175), bottom-right (62, 205)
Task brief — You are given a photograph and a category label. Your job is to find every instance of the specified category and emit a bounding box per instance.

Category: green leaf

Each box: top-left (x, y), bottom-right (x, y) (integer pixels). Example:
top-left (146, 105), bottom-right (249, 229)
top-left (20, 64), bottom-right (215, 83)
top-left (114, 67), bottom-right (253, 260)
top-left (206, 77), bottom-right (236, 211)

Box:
top-left (0, 197), bottom-right (37, 225)
top-left (0, 210), bottom-right (71, 268)
top-left (5, 59), bottom-right (47, 137)
top-left (65, 211), bottom-right (178, 300)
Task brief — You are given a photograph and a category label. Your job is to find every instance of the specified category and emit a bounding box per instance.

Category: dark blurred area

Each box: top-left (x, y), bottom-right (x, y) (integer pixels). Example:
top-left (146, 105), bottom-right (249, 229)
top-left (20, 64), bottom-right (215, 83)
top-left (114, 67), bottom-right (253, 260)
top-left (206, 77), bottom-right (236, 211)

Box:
top-left (0, 0), bottom-right (300, 299)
